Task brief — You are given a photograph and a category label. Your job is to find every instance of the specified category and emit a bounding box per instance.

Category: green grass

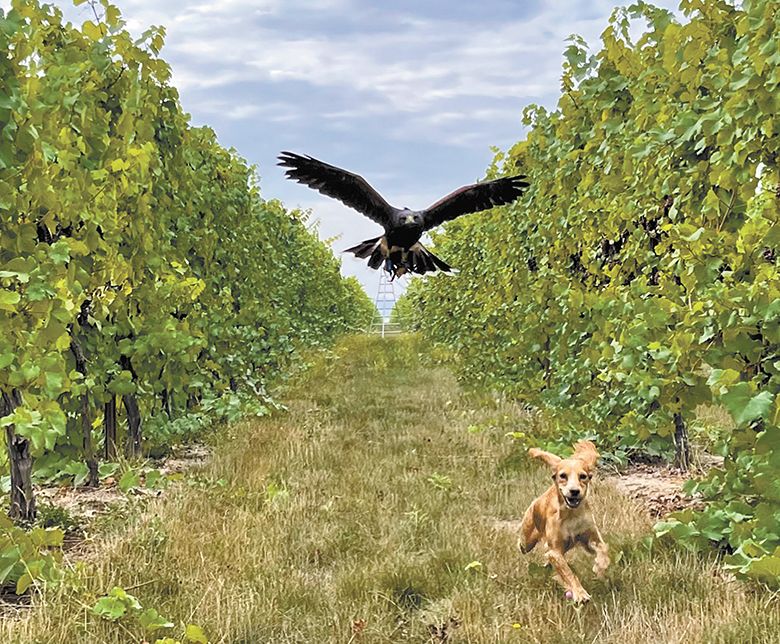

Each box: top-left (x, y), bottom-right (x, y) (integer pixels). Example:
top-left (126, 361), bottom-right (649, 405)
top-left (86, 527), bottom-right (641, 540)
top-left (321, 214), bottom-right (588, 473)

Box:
top-left (4, 335), bottom-right (779, 643)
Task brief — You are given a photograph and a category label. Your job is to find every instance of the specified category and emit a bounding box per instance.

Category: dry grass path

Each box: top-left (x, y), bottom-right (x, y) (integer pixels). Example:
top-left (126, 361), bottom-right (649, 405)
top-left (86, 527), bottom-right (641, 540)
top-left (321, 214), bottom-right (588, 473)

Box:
top-left (4, 336), bottom-right (778, 643)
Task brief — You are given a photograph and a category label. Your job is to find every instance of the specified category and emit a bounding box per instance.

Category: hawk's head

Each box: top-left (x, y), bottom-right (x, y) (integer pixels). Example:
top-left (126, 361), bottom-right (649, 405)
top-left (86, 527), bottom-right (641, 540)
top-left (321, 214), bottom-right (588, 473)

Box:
top-left (398, 209), bottom-right (423, 228)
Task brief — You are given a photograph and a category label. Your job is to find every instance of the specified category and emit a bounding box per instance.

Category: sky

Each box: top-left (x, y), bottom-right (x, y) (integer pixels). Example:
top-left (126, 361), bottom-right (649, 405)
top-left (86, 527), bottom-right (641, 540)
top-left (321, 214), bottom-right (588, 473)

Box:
top-left (22, 0), bottom-right (681, 299)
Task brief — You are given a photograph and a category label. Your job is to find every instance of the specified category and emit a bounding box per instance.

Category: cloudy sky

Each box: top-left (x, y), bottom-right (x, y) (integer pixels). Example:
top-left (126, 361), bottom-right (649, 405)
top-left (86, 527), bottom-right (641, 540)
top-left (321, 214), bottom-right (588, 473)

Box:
top-left (52, 0), bottom-right (680, 297)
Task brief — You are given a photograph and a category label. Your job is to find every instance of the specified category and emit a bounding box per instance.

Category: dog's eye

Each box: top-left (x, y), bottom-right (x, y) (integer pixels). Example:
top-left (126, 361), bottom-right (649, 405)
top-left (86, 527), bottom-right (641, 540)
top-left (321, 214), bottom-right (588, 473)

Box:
top-left (559, 473), bottom-right (567, 480)
top-left (579, 473), bottom-right (587, 481)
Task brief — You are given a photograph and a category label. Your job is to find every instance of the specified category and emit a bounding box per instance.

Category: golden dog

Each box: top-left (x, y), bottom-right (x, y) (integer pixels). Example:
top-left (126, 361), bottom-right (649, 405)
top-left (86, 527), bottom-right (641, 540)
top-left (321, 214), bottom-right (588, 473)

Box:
top-left (518, 440), bottom-right (609, 603)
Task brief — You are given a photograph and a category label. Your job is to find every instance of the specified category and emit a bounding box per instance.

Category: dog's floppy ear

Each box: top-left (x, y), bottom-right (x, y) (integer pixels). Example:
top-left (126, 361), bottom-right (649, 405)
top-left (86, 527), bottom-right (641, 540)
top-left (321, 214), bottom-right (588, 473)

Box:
top-left (528, 447), bottom-right (562, 470)
top-left (573, 440), bottom-right (599, 471)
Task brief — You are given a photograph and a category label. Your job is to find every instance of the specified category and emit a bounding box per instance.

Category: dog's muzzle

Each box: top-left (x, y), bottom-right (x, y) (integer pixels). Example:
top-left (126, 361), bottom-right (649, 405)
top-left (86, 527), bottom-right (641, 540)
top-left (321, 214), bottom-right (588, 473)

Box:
top-left (563, 493), bottom-right (583, 508)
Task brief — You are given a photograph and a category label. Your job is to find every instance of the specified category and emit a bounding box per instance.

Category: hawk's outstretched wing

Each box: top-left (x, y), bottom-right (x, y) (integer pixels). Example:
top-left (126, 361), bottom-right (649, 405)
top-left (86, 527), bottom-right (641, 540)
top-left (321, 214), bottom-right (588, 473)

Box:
top-left (422, 175), bottom-right (529, 230)
top-left (278, 152), bottom-right (395, 227)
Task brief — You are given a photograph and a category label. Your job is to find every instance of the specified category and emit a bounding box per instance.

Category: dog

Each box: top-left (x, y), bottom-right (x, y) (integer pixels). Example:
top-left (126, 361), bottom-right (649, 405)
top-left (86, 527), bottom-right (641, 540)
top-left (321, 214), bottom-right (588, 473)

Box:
top-left (518, 440), bottom-right (609, 603)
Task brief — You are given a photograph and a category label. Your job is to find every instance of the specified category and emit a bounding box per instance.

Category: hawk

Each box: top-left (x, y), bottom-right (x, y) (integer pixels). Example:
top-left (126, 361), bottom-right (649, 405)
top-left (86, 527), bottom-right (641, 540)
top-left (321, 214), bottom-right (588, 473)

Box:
top-left (278, 151), bottom-right (529, 278)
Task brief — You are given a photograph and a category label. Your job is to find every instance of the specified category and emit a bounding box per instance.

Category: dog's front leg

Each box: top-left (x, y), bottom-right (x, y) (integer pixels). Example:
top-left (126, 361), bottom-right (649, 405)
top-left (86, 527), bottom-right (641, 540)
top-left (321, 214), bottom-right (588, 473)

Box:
top-left (544, 548), bottom-right (590, 603)
top-left (583, 529), bottom-right (610, 577)
top-left (592, 541), bottom-right (609, 577)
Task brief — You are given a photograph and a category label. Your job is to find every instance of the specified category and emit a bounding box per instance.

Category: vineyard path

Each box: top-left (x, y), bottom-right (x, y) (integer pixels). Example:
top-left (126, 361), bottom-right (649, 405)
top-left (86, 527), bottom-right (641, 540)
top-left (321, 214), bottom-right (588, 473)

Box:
top-left (5, 336), bottom-right (778, 644)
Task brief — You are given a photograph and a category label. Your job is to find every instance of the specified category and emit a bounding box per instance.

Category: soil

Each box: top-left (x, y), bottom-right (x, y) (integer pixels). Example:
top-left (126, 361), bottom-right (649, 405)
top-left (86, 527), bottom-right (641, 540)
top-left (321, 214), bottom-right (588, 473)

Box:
top-left (605, 454), bottom-right (723, 519)
top-left (30, 443), bottom-right (211, 566)
top-left (0, 444), bottom-right (211, 612)
top-left (35, 443), bottom-right (211, 525)
top-left (605, 464), bottom-right (702, 518)
top-left (491, 455), bottom-right (723, 536)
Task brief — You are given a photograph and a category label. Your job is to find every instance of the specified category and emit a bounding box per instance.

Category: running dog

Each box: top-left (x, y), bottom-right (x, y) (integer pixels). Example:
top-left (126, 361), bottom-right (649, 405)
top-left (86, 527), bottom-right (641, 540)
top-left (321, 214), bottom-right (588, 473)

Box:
top-left (518, 440), bottom-right (609, 603)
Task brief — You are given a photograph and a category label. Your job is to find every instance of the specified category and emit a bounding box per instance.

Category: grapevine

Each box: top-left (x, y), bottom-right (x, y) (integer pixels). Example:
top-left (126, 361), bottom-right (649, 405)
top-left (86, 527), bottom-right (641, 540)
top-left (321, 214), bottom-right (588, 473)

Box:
top-left (0, 0), bottom-right (374, 524)
top-left (407, 0), bottom-right (780, 584)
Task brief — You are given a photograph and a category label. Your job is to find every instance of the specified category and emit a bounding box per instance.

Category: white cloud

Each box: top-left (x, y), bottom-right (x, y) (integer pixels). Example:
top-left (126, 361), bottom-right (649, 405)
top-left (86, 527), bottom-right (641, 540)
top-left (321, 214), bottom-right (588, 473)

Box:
top-left (189, 99), bottom-right (303, 122)
top-left (7, 0), bottom-right (681, 296)
top-left (49, 0), bottom-right (680, 153)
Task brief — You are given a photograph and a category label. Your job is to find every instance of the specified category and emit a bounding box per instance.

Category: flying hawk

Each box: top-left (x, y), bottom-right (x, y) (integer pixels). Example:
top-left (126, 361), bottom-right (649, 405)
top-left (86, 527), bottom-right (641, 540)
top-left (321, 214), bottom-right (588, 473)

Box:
top-left (278, 151), bottom-right (529, 279)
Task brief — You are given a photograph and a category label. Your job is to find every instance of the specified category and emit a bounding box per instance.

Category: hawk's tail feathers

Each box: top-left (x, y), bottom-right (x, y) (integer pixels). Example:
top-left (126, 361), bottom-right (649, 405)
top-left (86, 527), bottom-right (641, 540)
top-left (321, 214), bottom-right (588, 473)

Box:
top-left (408, 244), bottom-right (458, 275)
top-left (343, 237), bottom-right (458, 275)
top-left (344, 236), bottom-right (382, 259)
top-left (344, 236), bottom-right (386, 270)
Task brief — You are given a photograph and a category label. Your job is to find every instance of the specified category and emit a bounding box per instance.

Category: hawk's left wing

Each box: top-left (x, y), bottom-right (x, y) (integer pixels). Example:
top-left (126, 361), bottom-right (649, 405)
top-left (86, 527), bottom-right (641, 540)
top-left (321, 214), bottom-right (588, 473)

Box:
top-left (422, 175), bottom-right (529, 230)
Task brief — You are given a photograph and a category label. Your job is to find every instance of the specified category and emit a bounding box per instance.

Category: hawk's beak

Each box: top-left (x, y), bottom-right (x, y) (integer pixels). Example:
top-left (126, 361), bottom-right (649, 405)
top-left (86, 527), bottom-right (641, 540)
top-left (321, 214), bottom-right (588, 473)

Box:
top-left (405, 215), bottom-right (415, 224)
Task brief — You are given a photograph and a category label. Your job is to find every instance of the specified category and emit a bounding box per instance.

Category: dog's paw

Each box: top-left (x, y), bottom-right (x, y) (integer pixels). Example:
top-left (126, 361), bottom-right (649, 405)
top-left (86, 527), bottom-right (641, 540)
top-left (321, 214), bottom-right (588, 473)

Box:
top-left (567, 588), bottom-right (591, 604)
top-left (593, 553), bottom-right (610, 577)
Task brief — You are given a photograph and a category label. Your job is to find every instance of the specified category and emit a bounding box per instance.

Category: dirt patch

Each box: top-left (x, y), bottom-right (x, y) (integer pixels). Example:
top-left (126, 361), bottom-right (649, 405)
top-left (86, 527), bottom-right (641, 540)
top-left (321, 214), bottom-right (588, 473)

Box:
top-left (36, 483), bottom-right (133, 524)
top-left (605, 460), bottom-right (718, 518)
top-left (36, 443), bottom-right (211, 523)
top-left (0, 587), bottom-right (32, 617)
top-left (490, 456), bottom-right (723, 526)
top-left (158, 443), bottom-right (211, 476)
top-left (29, 443), bottom-right (213, 568)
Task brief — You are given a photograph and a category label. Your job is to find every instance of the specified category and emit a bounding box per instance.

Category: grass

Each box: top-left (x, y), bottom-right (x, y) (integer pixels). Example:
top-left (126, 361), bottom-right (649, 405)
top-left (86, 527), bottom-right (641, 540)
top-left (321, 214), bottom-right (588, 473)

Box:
top-left (3, 335), bottom-right (779, 643)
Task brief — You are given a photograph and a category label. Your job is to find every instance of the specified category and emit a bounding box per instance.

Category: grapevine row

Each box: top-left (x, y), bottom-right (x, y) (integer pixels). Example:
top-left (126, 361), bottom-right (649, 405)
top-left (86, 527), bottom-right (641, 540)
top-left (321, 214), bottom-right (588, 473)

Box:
top-left (0, 0), bottom-right (374, 522)
top-left (406, 0), bottom-right (780, 585)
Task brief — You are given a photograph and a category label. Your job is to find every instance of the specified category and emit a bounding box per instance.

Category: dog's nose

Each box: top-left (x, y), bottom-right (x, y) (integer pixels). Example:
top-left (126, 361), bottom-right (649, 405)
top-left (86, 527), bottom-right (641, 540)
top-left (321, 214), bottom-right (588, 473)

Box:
top-left (569, 489), bottom-right (580, 497)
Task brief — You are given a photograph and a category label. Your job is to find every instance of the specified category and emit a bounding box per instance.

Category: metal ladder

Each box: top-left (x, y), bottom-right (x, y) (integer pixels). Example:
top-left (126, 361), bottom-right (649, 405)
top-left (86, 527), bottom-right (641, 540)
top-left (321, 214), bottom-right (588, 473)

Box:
top-left (368, 271), bottom-right (401, 337)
